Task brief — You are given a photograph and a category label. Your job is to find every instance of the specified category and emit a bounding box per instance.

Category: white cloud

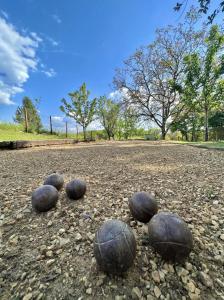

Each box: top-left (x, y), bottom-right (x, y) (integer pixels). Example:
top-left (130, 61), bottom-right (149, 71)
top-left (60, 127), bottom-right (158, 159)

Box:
top-left (109, 88), bottom-right (129, 101)
top-left (41, 68), bottom-right (56, 78)
top-left (0, 81), bottom-right (23, 105)
top-left (52, 14), bottom-right (62, 24)
top-left (88, 119), bottom-right (103, 130)
top-left (1, 10), bottom-right (8, 20)
top-left (48, 37), bottom-right (59, 47)
top-left (48, 115), bottom-right (102, 132)
top-left (0, 17), bottom-right (41, 105)
top-left (51, 116), bottom-right (63, 122)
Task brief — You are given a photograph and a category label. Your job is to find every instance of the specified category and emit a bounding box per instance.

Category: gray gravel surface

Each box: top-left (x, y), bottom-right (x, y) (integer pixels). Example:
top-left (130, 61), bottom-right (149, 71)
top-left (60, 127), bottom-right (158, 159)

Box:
top-left (0, 141), bottom-right (223, 300)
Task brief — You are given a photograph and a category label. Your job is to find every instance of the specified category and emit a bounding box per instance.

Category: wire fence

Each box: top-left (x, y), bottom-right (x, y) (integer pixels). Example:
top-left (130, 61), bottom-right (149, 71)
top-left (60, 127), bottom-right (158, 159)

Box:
top-left (39, 113), bottom-right (100, 140)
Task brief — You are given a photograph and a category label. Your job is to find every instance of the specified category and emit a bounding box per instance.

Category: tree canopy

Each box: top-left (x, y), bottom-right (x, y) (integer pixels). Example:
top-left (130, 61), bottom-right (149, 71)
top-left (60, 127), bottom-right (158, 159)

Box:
top-left (14, 96), bottom-right (42, 133)
top-left (60, 83), bottom-right (96, 140)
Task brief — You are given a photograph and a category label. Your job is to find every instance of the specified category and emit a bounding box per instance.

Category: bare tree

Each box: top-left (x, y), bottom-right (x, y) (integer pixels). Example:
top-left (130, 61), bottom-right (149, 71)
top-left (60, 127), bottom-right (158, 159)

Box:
top-left (114, 13), bottom-right (204, 139)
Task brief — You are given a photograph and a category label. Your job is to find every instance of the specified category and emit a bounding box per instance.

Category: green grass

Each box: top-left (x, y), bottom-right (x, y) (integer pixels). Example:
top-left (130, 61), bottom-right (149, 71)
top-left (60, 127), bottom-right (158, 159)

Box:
top-left (171, 140), bottom-right (224, 150)
top-left (0, 123), bottom-right (79, 141)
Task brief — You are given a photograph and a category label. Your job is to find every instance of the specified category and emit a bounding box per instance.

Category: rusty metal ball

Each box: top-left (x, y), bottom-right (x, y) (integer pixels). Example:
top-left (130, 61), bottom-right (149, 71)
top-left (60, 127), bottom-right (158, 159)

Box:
top-left (65, 179), bottom-right (86, 200)
top-left (129, 192), bottom-right (158, 223)
top-left (148, 212), bottom-right (193, 261)
top-left (44, 173), bottom-right (64, 191)
top-left (94, 219), bottom-right (136, 274)
top-left (32, 185), bottom-right (59, 212)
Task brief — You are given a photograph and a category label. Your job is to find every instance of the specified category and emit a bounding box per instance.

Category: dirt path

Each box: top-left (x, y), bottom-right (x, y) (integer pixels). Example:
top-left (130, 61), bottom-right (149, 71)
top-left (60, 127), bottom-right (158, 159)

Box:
top-left (0, 141), bottom-right (223, 300)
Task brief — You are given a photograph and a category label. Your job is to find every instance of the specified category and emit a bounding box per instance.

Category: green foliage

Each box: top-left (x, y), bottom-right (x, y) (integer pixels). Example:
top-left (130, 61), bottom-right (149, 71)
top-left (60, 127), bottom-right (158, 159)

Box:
top-left (209, 111), bottom-right (224, 128)
top-left (14, 97), bottom-right (42, 133)
top-left (60, 83), bottom-right (96, 139)
top-left (144, 128), bottom-right (161, 140)
top-left (97, 96), bottom-right (120, 139)
top-left (116, 107), bottom-right (138, 140)
top-left (183, 25), bottom-right (224, 141)
top-left (209, 111), bottom-right (224, 140)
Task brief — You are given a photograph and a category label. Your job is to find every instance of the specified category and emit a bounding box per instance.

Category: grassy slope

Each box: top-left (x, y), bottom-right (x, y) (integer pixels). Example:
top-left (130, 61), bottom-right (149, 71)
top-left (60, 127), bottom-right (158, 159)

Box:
top-left (0, 123), bottom-right (76, 141)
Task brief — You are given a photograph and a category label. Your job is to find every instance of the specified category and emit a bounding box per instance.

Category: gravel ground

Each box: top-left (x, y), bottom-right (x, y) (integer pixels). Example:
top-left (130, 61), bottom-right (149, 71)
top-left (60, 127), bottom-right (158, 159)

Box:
top-left (0, 141), bottom-right (224, 300)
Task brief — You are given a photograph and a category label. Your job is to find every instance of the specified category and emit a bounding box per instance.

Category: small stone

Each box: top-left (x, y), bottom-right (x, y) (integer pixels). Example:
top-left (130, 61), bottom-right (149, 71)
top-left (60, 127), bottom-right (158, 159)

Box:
top-left (47, 221), bottom-right (53, 227)
top-left (23, 293), bottom-right (33, 300)
top-left (75, 233), bottom-right (82, 241)
top-left (96, 278), bottom-right (104, 287)
top-left (40, 245), bottom-right (47, 253)
top-left (59, 237), bottom-right (70, 247)
top-left (131, 287), bottom-right (142, 299)
top-left (152, 271), bottom-right (160, 283)
top-left (147, 295), bottom-right (155, 300)
top-left (16, 213), bottom-right (23, 220)
top-left (188, 293), bottom-right (200, 300)
top-left (9, 235), bottom-right (18, 246)
top-left (150, 260), bottom-right (157, 270)
top-left (154, 286), bottom-right (161, 298)
top-left (177, 267), bottom-right (189, 277)
top-left (198, 272), bottom-right (213, 287)
top-left (216, 278), bottom-right (224, 288)
top-left (21, 272), bottom-right (27, 280)
top-left (186, 281), bottom-right (196, 293)
top-left (115, 296), bottom-right (124, 300)
top-left (46, 259), bottom-right (55, 266)
top-left (86, 232), bottom-right (94, 241)
top-left (36, 293), bottom-right (43, 300)
top-left (59, 228), bottom-right (65, 235)
top-left (46, 250), bottom-right (53, 258)
top-left (220, 234), bottom-right (224, 241)
top-left (86, 288), bottom-right (92, 295)
top-left (185, 263), bottom-right (193, 271)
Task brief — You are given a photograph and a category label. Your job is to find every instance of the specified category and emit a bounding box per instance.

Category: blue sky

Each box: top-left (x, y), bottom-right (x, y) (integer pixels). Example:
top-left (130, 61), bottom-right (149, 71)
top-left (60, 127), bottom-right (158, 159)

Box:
top-left (0, 0), bottom-right (221, 131)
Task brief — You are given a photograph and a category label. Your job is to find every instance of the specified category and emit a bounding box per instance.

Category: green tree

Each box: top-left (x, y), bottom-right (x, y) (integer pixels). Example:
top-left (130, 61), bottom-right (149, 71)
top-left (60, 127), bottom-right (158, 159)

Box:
top-left (97, 96), bottom-right (120, 140)
top-left (14, 96), bottom-right (42, 133)
top-left (60, 83), bottom-right (96, 140)
top-left (117, 107), bottom-right (138, 140)
top-left (184, 25), bottom-right (224, 141)
top-left (209, 110), bottom-right (224, 140)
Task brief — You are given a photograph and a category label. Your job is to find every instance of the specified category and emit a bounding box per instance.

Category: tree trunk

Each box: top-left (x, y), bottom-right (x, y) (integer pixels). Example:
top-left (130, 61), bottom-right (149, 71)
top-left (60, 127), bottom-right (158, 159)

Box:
top-left (83, 127), bottom-right (86, 141)
top-left (161, 126), bottom-right (166, 140)
top-left (204, 107), bottom-right (209, 142)
top-left (191, 129), bottom-right (195, 142)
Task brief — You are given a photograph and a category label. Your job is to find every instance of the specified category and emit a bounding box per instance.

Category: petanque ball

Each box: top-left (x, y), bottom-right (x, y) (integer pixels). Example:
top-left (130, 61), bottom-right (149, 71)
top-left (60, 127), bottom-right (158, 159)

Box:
top-left (32, 185), bottom-right (59, 212)
top-left (44, 173), bottom-right (64, 191)
top-left (65, 179), bottom-right (86, 200)
top-left (93, 219), bottom-right (136, 274)
top-left (148, 212), bottom-right (193, 261)
top-left (129, 192), bottom-right (158, 223)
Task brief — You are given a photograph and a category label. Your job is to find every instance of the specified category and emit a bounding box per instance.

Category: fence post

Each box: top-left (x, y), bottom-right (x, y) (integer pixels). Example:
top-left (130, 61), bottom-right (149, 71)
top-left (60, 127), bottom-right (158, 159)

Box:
top-left (65, 121), bottom-right (68, 138)
top-left (50, 116), bottom-right (53, 134)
